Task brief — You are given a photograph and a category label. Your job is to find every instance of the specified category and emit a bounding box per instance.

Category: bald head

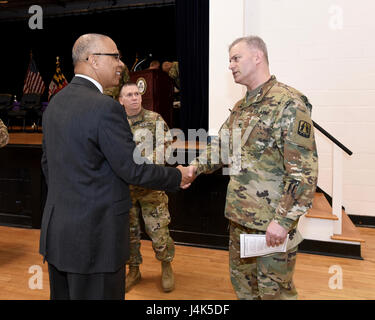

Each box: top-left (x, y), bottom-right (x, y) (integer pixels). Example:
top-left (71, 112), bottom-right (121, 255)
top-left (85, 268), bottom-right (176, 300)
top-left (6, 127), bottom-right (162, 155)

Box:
top-left (72, 33), bottom-right (109, 66)
top-left (72, 33), bottom-right (125, 89)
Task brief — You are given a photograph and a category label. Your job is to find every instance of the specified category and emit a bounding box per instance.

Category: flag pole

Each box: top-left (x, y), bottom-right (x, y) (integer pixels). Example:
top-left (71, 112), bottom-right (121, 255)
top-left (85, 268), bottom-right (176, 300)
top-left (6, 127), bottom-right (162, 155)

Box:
top-left (28, 50), bottom-right (32, 66)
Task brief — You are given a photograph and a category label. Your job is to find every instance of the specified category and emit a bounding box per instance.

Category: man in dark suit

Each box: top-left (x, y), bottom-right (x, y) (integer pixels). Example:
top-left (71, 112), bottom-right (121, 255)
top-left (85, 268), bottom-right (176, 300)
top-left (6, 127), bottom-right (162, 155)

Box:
top-left (39, 33), bottom-right (193, 300)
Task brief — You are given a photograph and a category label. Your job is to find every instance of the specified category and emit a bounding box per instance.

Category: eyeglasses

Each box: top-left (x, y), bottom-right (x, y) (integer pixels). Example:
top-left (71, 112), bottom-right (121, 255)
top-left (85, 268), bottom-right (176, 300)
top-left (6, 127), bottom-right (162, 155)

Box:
top-left (86, 53), bottom-right (122, 61)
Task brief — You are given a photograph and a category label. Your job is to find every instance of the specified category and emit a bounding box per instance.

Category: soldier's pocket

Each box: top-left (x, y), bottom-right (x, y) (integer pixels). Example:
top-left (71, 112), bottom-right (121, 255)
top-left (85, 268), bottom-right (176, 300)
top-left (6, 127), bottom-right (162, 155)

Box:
top-left (243, 119), bottom-right (272, 160)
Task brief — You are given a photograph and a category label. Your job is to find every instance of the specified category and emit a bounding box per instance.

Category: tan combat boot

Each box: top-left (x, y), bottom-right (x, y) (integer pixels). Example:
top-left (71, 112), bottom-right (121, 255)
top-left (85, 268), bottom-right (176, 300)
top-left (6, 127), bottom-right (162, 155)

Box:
top-left (161, 261), bottom-right (175, 292)
top-left (125, 266), bottom-right (141, 292)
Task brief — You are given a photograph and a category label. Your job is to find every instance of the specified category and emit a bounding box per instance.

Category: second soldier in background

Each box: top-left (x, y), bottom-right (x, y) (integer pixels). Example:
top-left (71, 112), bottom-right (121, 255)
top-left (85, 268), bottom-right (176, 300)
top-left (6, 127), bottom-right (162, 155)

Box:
top-left (119, 82), bottom-right (176, 293)
top-left (0, 118), bottom-right (9, 148)
top-left (104, 62), bottom-right (130, 100)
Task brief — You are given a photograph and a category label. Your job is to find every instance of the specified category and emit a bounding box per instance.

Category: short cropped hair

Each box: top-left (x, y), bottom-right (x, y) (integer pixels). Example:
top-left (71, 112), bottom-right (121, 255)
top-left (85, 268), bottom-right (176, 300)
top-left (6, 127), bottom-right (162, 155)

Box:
top-left (119, 82), bottom-right (138, 96)
top-left (229, 36), bottom-right (269, 65)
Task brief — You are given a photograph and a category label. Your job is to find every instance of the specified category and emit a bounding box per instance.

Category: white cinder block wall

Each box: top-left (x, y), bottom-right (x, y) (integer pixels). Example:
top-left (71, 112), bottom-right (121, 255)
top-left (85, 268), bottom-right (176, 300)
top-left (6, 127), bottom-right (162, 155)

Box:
top-left (208, 0), bottom-right (245, 136)
top-left (209, 0), bottom-right (375, 217)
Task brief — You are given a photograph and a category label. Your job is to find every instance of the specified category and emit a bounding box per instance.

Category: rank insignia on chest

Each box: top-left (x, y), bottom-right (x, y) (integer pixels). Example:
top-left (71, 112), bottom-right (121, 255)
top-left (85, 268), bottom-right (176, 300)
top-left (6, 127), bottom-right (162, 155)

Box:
top-left (134, 122), bottom-right (148, 128)
top-left (297, 120), bottom-right (311, 138)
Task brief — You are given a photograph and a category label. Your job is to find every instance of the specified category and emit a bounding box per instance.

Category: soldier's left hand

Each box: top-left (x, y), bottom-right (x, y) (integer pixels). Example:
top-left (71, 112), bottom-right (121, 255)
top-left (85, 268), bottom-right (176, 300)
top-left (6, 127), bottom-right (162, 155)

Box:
top-left (266, 220), bottom-right (288, 247)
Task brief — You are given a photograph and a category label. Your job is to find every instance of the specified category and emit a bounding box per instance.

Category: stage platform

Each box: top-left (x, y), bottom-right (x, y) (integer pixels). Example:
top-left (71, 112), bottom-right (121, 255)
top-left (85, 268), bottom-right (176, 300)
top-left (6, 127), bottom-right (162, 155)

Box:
top-left (0, 132), bottom-right (228, 249)
top-left (7, 132), bottom-right (207, 149)
top-left (8, 132), bottom-right (43, 145)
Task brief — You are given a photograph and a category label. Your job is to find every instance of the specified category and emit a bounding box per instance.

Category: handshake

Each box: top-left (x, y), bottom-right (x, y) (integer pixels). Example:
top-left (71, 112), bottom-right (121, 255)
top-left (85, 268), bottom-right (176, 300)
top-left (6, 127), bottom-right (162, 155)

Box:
top-left (176, 165), bottom-right (198, 189)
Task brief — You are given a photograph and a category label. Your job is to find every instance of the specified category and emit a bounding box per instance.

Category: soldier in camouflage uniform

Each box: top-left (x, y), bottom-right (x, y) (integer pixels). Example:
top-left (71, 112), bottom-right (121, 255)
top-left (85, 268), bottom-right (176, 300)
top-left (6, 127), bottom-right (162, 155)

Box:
top-left (103, 63), bottom-right (130, 100)
top-left (189, 36), bottom-right (318, 300)
top-left (118, 82), bottom-right (175, 293)
top-left (162, 61), bottom-right (180, 90)
top-left (0, 119), bottom-right (9, 148)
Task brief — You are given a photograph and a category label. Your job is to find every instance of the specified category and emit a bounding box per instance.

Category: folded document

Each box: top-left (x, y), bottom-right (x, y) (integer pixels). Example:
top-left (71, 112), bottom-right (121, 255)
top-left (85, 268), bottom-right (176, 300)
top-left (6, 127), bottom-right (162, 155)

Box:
top-left (240, 234), bottom-right (289, 258)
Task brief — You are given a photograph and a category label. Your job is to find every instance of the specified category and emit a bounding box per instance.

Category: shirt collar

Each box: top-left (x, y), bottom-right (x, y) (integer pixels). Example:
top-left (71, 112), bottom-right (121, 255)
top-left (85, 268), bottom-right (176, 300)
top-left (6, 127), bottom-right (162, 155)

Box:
top-left (127, 107), bottom-right (145, 122)
top-left (75, 74), bottom-right (103, 93)
top-left (245, 83), bottom-right (263, 103)
top-left (244, 75), bottom-right (277, 107)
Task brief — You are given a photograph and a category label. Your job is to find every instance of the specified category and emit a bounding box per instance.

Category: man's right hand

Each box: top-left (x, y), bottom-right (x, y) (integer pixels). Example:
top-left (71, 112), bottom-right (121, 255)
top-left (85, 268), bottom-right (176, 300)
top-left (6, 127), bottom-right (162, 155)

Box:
top-left (177, 165), bottom-right (197, 189)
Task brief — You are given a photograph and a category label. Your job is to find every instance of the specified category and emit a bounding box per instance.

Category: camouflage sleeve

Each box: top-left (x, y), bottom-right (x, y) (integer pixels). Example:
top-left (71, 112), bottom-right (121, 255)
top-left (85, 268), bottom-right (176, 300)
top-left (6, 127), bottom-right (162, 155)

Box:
top-left (168, 62), bottom-right (180, 89)
top-left (123, 64), bottom-right (130, 84)
top-left (103, 64), bottom-right (130, 99)
top-left (272, 99), bottom-right (319, 231)
top-left (189, 116), bottom-right (230, 175)
top-left (155, 114), bottom-right (172, 165)
top-left (0, 119), bottom-right (9, 148)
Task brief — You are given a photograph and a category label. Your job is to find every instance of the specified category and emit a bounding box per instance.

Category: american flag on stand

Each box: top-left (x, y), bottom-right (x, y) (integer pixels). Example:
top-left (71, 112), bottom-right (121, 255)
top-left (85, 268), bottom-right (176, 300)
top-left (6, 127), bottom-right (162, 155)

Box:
top-left (23, 53), bottom-right (46, 95)
top-left (48, 56), bottom-right (68, 100)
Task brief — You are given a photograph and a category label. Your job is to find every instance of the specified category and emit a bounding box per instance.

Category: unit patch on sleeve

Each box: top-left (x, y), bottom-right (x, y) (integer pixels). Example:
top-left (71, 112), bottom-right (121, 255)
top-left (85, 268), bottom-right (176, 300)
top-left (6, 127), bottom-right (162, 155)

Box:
top-left (288, 108), bottom-right (315, 150)
top-left (297, 120), bottom-right (311, 138)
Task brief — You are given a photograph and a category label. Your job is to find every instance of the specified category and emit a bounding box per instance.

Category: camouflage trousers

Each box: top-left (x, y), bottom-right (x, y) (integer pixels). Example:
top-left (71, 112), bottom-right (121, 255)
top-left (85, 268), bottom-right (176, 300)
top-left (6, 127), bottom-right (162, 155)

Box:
top-left (229, 221), bottom-right (298, 300)
top-left (127, 188), bottom-right (175, 267)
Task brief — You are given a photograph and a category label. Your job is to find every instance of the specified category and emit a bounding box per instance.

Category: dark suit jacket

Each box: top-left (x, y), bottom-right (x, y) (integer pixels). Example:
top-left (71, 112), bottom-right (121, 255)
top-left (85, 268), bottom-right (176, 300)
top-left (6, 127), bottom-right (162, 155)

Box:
top-left (39, 76), bottom-right (181, 274)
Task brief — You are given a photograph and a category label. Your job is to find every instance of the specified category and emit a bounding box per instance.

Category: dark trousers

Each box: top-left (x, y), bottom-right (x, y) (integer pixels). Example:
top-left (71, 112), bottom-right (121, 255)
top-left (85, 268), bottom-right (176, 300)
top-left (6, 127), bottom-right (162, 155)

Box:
top-left (48, 263), bottom-right (125, 300)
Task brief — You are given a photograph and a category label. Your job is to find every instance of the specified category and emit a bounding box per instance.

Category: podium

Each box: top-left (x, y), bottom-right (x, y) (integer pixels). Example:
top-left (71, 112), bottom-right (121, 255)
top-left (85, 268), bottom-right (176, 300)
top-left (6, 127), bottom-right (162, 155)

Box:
top-left (129, 69), bottom-right (174, 128)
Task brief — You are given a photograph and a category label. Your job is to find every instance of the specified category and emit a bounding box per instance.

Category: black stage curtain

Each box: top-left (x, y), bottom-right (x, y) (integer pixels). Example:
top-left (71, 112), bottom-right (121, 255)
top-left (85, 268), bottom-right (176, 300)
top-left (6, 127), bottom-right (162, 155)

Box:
top-left (0, 5), bottom-right (176, 102)
top-left (175, 0), bottom-right (209, 134)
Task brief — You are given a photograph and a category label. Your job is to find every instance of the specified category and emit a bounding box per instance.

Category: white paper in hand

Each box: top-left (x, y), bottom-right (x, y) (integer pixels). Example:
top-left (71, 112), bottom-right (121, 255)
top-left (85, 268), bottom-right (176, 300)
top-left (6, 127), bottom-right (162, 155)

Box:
top-left (240, 234), bottom-right (289, 258)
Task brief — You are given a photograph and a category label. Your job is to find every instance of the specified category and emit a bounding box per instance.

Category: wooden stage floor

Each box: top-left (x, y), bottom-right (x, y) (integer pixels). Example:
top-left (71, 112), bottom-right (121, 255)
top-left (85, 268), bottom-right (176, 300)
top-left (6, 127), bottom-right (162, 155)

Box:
top-left (0, 225), bottom-right (374, 300)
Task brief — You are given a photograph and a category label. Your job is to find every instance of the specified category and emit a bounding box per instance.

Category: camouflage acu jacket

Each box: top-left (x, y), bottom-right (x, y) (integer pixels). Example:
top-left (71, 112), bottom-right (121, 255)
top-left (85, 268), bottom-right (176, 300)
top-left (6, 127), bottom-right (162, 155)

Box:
top-left (191, 76), bottom-right (318, 237)
top-left (127, 108), bottom-right (172, 194)
top-left (168, 62), bottom-right (180, 90)
top-left (0, 119), bottom-right (9, 148)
